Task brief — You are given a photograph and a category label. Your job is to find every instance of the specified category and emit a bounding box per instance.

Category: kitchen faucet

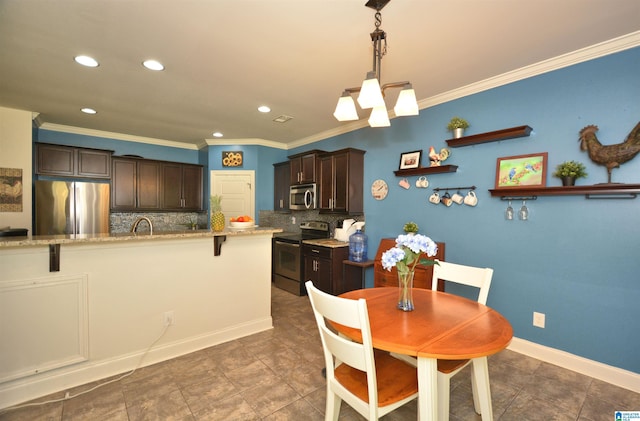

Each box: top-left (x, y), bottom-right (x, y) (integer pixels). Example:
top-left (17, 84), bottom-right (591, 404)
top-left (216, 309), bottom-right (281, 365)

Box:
top-left (130, 216), bottom-right (153, 235)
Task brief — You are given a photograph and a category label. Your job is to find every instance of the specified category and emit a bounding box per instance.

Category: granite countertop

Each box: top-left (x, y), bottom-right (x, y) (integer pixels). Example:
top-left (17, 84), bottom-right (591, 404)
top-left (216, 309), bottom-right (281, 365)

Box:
top-left (302, 238), bottom-right (349, 248)
top-left (0, 227), bottom-right (283, 248)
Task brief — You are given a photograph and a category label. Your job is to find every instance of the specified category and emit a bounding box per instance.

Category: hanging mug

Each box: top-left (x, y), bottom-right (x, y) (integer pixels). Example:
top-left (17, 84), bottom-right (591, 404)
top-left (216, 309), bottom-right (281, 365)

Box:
top-left (399, 178), bottom-right (410, 189)
top-left (415, 176), bottom-right (429, 188)
top-left (451, 191), bottom-right (464, 205)
top-left (441, 192), bottom-right (453, 207)
top-left (464, 191), bottom-right (478, 206)
top-left (428, 192), bottom-right (440, 204)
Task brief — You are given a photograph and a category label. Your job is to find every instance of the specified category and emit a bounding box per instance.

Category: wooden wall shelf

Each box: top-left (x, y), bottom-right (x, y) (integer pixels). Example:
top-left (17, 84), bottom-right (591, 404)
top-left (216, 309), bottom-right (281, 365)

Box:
top-left (394, 165), bottom-right (458, 177)
top-left (446, 125), bottom-right (533, 148)
top-left (489, 183), bottom-right (640, 199)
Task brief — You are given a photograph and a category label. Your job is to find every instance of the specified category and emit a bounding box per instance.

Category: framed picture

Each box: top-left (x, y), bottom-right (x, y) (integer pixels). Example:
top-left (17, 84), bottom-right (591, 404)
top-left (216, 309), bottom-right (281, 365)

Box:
top-left (399, 150), bottom-right (422, 170)
top-left (495, 152), bottom-right (548, 188)
top-left (222, 151), bottom-right (243, 167)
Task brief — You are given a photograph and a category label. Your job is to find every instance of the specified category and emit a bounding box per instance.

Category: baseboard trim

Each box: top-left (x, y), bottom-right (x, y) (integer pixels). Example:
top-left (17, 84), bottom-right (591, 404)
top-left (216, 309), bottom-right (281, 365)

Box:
top-left (508, 337), bottom-right (639, 393)
top-left (0, 317), bottom-right (273, 410)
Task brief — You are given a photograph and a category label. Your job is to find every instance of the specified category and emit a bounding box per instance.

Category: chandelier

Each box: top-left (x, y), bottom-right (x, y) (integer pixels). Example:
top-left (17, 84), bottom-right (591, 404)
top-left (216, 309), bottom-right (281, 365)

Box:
top-left (333, 0), bottom-right (418, 127)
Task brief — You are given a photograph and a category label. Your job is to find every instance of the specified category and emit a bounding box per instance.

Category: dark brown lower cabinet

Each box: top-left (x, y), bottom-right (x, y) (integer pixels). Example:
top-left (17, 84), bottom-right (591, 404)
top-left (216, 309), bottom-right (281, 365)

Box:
top-left (303, 244), bottom-right (355, 295)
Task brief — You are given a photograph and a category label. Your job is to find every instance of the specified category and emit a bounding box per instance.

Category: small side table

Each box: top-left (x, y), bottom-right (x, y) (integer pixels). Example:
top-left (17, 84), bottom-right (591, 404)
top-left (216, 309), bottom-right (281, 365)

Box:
top-left (342, 259), bottom-right (375, 290)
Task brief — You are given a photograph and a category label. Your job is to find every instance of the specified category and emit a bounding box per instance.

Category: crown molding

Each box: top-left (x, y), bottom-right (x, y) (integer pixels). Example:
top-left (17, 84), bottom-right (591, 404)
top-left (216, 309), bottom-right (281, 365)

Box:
top-left (417, 31), bottom-right (640, 110)
top-left (38, 123), bottom-right (200, 150)
top-left (205, 138), bottom-right (288, 150)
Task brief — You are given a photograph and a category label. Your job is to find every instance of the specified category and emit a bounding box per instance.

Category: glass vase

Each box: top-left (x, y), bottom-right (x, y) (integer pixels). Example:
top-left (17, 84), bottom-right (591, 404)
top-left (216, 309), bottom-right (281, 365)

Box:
top-left (397, 271), bottom-right (415, 312)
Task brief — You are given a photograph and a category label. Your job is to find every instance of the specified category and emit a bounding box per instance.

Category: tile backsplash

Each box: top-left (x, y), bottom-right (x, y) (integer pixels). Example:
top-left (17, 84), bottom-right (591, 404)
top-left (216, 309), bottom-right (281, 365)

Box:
top-left (111, 212), bottom-right (207, 233)
top-left (259, 210), bottom-right (365, 237)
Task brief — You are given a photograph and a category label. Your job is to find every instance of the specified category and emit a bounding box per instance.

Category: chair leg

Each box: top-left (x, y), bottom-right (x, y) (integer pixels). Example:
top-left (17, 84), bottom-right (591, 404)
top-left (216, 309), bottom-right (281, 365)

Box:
top-left (470, 365), bottom-right (480, 414)
top-left (325, 387), bottom-right (341, 421)
top-left (437, 372), bottom-right (451, 421)
top-left (471, 357), bottom-right (493, 421)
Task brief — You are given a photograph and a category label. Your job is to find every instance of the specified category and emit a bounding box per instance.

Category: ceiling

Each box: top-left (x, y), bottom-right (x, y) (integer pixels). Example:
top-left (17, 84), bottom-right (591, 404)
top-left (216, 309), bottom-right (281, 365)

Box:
top-left (1, 1), bottom-right (639, 149)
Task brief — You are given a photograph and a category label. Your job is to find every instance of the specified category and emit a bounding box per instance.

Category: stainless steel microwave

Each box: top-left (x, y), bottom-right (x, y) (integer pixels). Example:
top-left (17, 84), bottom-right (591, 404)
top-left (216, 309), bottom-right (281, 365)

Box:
top-left (289, 183), bottom-right (317, 210)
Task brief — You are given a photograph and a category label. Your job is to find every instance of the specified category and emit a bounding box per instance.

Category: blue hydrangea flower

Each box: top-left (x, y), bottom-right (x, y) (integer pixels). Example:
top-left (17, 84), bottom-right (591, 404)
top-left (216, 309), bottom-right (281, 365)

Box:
top-left (381, 233), bottom-right (438, 274)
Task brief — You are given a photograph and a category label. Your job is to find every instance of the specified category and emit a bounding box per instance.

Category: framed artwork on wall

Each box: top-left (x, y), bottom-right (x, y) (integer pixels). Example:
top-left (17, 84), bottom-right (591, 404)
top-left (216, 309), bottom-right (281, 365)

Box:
top-left (495, 152), bottom-right (548, 188)
top-left (399, 150), bottom-right (422, 170)
top-left (222, 151), bottom-right (243, 167)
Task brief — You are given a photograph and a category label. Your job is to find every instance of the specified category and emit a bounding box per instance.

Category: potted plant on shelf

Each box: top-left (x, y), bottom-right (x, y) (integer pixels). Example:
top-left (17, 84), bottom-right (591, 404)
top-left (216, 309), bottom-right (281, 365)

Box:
top-left (403, 221), bottom-right (419, 234)
top-left (552, 160), bottom-right (588, 186)
top-left (447, 117), bottom-right (470, 138)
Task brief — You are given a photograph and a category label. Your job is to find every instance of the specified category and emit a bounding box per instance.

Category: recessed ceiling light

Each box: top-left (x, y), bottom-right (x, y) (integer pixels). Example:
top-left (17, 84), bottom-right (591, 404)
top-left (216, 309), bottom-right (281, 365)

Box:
top-left (212, 132), bottom-right (223, 138)
top-left (258, 105), bottom-right (271, 113)
top-left (143, 60), bottom-right (165, 71)
top-left (81, 108), bottom-right (97, 114)
top-left (74, 55), bottom-right (99, 67)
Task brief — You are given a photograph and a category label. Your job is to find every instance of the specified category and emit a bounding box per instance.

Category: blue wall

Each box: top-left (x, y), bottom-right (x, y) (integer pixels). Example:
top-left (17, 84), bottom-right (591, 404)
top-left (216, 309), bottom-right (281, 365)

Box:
top-left (295, 47), bottom-right (640, 374)
top-left (34, 47), bottom-right (639, 373)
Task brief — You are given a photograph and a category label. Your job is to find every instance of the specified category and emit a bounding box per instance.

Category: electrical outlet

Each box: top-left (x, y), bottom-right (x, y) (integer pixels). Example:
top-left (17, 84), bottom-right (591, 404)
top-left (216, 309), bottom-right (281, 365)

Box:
top-left (533, 311), bottom-right (545, 328)
top-left (163, 311), bottom-right (174, 327)
top-left (291, 216), bottom-right (296, 225)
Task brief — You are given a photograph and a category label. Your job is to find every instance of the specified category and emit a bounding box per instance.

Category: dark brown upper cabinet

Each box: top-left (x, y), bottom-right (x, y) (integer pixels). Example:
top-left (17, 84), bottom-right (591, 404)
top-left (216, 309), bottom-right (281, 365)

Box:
top-left (36, 143), bottom-right (113, 179)
top-left (288, 150), bottom-right (324, 185)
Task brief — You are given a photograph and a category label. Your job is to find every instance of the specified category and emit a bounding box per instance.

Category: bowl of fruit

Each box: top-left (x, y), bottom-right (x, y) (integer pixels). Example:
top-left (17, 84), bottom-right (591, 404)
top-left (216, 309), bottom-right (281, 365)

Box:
top-left (228, 216), bottom-right (255, 229)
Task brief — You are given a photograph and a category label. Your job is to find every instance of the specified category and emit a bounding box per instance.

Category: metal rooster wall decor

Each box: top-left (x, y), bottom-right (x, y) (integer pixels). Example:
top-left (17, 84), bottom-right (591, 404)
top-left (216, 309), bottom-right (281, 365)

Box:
top-left (579, 121), bottom-right (640, 183)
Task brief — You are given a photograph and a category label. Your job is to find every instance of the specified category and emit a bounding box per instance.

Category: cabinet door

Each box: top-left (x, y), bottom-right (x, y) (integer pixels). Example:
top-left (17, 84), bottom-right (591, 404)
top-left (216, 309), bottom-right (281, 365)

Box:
top-left (290, 157), bottom-right (302, 185)
top-left (318, 149), bottom-right (364, 214)
top-left (300, 154), bottom-right (317, 184)
top-left (111, 158), bottom-right (137, 210)
top-left (161, 163), bottom-right (183, 209)
top-left (304, 255), bottom-right (332, 294)
top-left (137, 160), bottom-right (161, 210)
top-left (181, 165), bottom-right (203, 210)
top-left (77, 149), bottom-right (111, 178)
top-left (318, 155), bottom-right (332, 210)
top-left (36, 144), bottom-right (75, 176)
top-left (273, 161), bottom-right (290, 212)
top-left (316, 257), bottom-right (332, 294)
top-left (290, 153), bottom-right (319, 184)
top-left (331, 152), bottom-right (349, 212)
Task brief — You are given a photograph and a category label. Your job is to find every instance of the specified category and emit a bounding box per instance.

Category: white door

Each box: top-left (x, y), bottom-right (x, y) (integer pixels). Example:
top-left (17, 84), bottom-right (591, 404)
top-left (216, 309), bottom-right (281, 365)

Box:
top-left (210, 171), bottom-right (255, 220)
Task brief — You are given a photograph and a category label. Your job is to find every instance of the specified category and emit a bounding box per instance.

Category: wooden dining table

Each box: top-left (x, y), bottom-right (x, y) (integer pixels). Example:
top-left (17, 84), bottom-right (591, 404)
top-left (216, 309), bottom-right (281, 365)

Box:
top-left (337, 287), bottom-right (513, 421)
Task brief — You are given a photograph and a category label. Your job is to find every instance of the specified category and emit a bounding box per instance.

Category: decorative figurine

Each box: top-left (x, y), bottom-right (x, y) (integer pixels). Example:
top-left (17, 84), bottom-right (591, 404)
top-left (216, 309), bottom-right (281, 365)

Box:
top-left (428, 147), bottom-right (451, 167)
top-left (579, 121), bottom-right (640, 183)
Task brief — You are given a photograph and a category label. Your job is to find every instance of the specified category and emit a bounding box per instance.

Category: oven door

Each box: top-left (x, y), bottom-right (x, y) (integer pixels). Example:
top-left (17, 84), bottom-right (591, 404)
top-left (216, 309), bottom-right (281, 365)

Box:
top-left (273, 239), bottom-right (303, 294)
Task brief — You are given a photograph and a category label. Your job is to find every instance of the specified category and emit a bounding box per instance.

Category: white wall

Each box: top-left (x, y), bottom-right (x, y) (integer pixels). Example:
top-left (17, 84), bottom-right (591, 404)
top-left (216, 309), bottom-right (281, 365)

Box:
top-left (0, 106), bottom-right (32, 232)
top-left (0, 234), bottom-right (273, 409)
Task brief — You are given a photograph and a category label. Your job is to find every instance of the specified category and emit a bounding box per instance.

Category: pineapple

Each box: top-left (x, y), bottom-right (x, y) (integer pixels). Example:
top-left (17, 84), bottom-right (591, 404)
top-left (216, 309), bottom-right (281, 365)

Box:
top-left (210, 195), bottom-right (225, 231)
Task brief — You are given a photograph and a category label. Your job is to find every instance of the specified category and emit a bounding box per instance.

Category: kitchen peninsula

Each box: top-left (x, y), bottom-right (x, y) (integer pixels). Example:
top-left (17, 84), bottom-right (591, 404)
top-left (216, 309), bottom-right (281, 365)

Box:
top-left (0, 227), bottom-right (281, 409)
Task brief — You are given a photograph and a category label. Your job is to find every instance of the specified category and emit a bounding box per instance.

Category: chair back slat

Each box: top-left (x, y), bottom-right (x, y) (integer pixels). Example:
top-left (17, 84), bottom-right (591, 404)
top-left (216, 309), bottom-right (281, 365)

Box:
top-left (431, 260), bottom-right (494, 304)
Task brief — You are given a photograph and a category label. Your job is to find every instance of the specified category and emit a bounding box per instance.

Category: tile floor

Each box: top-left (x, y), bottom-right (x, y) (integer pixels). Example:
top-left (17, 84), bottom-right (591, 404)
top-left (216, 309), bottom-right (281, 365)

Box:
top-left (1, 285), bottom-right (638, 420)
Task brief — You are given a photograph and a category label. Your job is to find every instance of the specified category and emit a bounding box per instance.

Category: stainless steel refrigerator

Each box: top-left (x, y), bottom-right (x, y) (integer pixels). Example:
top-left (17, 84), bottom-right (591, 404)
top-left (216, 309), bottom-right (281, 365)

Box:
top-left (35, 181), bottom-right (110, 235)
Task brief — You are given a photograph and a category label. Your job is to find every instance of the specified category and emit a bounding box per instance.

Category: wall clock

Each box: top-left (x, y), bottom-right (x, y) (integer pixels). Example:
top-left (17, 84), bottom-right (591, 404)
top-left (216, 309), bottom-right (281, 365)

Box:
top-left (371, 179), bottom-right (388, 200)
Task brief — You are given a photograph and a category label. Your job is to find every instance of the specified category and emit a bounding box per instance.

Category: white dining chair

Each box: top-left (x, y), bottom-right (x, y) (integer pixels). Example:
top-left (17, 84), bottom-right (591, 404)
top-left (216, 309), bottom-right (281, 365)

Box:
top-left (305, 281), bottom-right (419, 421)
top-left (432, 260), bottom-right (494, 421)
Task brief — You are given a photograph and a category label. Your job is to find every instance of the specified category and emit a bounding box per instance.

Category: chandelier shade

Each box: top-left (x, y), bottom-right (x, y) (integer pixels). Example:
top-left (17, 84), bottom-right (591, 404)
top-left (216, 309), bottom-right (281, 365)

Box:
top-left (333, 0), bottom-right (418, 128)
top-left (357, 72), bottom-right (385, 109)
top-left (393, 84), bottom-right (419, 117)
top-left (333, 91), bottom-right (359, 121)
top-left (368, 106), bottom-right (391, 127)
